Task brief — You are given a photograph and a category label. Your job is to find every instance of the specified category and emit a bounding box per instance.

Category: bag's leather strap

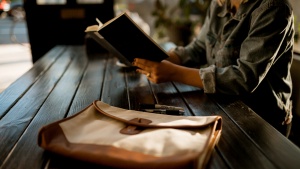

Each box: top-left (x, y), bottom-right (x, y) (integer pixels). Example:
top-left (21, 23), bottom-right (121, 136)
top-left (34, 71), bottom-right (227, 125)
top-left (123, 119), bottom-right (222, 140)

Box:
top-left (120, 118), bottom-right (152, 135)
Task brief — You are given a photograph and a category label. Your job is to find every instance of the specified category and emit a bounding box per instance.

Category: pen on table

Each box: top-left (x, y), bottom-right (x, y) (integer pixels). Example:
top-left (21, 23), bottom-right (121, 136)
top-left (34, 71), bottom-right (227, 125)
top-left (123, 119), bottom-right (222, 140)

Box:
top-left (139, 103), bottom-right (184, 111)
top-left (141, 109), bottom-right (184, 116)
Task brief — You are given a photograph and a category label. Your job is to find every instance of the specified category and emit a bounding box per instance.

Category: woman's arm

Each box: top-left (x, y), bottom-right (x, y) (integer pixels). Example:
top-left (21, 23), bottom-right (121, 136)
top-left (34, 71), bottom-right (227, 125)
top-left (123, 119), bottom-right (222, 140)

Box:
top-left (132, 58), bottom-right (203, 88)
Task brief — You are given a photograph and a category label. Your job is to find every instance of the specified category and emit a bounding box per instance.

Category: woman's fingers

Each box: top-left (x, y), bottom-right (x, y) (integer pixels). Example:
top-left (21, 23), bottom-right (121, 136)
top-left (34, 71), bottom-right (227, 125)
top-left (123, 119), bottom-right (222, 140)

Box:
top-left (136, 68), bottom-right (149, 76)
top-left (132, 58), bottom-right (152, 71)
top-left (133, 58), bottom-right (169, 83)
top-left (134, 58), bottom-right (156, 79)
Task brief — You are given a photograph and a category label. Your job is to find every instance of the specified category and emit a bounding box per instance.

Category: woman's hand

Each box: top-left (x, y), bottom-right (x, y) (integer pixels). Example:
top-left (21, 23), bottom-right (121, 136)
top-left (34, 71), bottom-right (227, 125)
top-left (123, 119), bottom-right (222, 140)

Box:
top-left (132, 58), bottom-right (203, 88)
top-left (132, 59), bottom-right (177, 83)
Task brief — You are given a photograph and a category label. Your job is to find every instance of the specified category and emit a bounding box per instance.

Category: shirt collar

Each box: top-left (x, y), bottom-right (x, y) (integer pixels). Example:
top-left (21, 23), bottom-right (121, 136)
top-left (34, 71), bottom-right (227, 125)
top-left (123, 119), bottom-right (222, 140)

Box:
top-left (217, 0), bottom-right (257, 21)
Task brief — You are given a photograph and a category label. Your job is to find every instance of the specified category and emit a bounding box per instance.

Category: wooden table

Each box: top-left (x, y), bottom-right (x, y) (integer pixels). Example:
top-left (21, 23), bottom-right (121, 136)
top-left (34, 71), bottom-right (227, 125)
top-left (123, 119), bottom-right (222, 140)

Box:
top-left (1, 45), bottom-right (300, 169)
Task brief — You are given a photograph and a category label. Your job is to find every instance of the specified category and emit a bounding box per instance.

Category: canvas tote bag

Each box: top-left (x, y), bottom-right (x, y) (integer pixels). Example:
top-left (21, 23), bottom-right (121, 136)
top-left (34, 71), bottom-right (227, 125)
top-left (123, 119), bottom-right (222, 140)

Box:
top-left (38, 100), bottom-right (222, 169)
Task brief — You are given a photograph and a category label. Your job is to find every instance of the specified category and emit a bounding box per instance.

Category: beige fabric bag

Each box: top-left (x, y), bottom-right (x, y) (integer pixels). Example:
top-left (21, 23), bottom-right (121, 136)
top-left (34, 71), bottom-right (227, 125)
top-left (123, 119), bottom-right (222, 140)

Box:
top-left (38, 100), bottom-right (222, 169)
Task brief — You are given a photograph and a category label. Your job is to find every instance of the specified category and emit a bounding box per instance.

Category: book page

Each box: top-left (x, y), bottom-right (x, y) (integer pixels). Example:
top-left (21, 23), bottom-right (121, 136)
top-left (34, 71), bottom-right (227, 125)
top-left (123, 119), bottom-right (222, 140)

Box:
top-left (85, 25), bottom-right (100, 32)
top-left (85, 14), bottom-right (124, 32)
top-left (85, 18), bottom-right (103, 32)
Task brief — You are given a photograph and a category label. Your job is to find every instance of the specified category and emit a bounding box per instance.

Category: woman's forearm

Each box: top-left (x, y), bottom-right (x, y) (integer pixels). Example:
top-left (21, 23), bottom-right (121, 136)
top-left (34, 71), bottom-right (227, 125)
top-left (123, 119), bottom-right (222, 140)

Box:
top-left (171, 64), bottom-right (203, 88)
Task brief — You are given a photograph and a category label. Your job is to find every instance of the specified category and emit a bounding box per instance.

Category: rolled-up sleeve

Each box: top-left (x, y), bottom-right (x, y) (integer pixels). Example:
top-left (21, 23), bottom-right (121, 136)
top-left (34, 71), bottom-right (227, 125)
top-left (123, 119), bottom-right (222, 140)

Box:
top-left (200, 65), bottom-right (216, 93)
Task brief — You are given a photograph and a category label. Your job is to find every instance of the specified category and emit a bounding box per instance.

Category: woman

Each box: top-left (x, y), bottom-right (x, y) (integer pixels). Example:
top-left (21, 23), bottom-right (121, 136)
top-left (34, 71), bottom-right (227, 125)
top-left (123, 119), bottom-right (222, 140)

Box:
top-left (133, 0), bottom-right (294, 136)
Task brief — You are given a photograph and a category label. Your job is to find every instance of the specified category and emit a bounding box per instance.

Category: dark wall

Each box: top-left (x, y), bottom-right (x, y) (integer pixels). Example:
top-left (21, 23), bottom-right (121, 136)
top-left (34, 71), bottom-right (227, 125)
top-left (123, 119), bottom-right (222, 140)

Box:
top-left (24, 0), bottom-right (115, 63)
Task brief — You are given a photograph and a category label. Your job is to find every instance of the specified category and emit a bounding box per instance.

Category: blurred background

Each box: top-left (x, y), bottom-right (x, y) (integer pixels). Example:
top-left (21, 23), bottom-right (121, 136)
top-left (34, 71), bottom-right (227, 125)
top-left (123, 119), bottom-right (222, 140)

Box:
top-left (0, 0), bottom-right (31, 93)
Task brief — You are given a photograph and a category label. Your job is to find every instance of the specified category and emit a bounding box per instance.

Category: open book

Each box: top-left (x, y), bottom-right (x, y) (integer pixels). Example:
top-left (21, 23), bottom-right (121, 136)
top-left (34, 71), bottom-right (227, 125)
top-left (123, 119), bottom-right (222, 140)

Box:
top-left (85, 12), bottom-right (169, 66)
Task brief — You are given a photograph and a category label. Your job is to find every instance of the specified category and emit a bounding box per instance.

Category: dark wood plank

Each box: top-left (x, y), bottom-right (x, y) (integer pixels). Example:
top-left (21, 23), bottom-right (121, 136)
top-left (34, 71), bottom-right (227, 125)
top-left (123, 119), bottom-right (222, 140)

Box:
top-left (66, 52), bottom-right (109, 116)
top-left (211, 96), bottom-right (300, 169)
top-left (174, 83), bottom-right (276, 169)
top-left (0, 46), bottom-right (66, 118)
top-left (100, 57), bottom-right (130, 109)
top-left (207, 149), bottom-right (230, 169)
top-left (172, 83), bottom-right (212, 116)
top-left (0, 46), bottom-right (89, 169)
top-left (0, 46), bottom-right (75, 165)
top-left (126, 68), bottom-right (155, 110)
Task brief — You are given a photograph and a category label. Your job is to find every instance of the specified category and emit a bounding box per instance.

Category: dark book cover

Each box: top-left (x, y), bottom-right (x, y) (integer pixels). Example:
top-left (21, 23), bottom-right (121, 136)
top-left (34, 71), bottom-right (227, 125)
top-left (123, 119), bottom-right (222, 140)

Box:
top-left (85, 12), bottom-right (168, 66)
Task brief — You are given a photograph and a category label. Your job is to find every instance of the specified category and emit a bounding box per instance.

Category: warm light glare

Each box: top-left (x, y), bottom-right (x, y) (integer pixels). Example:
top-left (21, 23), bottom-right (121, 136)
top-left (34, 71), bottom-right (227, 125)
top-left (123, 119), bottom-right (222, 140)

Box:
top-left (0, 44), bottom-right (32, 93)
